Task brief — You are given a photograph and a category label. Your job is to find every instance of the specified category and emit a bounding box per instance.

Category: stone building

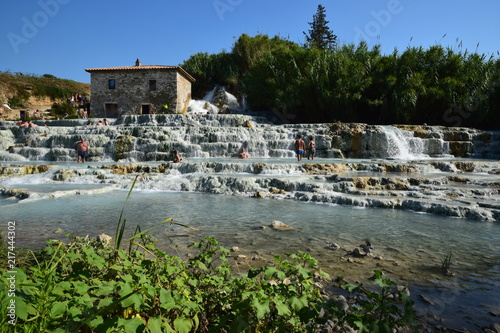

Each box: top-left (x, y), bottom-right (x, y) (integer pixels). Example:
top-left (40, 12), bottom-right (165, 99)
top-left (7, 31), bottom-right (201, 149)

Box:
top-left (85, 59), bottom-right (195, 117)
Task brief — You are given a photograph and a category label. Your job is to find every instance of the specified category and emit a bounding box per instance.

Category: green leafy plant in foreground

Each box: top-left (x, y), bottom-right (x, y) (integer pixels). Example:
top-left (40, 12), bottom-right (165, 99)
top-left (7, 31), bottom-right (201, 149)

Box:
top-left (0, 175), bottom-right (416, 332)
top-left (0, 238), bottom-right (417, 333)
top-left (340, 270), bottom-right (416, 333)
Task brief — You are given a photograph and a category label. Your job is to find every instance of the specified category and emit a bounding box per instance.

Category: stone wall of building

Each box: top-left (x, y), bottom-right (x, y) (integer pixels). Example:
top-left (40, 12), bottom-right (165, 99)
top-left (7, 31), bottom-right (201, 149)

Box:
top-left (176, 72), bottom-right (192, 114)
top-left (89, 69), bottom-right (192, 117)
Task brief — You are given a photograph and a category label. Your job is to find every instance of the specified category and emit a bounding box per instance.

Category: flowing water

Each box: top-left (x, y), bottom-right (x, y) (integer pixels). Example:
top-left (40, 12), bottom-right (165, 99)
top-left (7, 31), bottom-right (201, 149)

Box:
top-left (1, 115), bottom-right (499, 330)
top-left (1, 159), bottom-right (499, 331)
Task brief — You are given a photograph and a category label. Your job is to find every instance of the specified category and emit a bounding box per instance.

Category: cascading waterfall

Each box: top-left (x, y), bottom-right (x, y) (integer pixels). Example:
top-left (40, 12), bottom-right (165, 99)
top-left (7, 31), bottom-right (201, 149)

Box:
top-left (187, 86), bottom-right (241, 115)
top-left (378, 125), bottom-right (450, 159)
top-left (379, 125), bottom-right (427, 159)
top-left (1, 115), bottom-right (498, 162)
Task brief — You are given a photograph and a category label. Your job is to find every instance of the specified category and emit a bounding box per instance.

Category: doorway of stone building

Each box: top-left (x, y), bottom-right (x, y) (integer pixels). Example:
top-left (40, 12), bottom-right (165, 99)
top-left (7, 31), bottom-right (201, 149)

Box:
top-left (141, 104), bottom-right (151, 114)
top-left (105, 103), bottom-right (118, 117)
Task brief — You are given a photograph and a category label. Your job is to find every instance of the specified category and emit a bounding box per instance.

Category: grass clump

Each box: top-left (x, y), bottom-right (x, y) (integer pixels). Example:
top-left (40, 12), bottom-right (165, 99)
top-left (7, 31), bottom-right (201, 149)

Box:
top-left (441, 249), bottom-right (454, 275)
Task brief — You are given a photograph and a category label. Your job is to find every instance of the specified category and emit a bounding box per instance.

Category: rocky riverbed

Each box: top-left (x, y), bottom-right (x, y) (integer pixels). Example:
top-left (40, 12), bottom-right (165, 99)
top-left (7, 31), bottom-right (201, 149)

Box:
top-left (2, 159), bottom-right (498, 222)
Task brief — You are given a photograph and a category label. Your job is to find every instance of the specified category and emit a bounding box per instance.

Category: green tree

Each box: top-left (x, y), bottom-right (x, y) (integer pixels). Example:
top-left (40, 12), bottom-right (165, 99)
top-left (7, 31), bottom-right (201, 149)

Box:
top-left (303, 4), bottom-right (337, 50)
top-left (181, 51), bottom-right (238, 98)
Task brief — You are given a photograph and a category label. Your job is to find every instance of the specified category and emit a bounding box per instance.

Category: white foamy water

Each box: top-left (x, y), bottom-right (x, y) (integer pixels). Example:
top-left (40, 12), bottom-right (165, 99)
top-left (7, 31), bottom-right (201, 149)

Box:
top-left (378, 125), bottom-right (450, 159)
top-left (0, 111), bottom-right (499, 330)
top-left (1, 166), bottom-right (499, 330)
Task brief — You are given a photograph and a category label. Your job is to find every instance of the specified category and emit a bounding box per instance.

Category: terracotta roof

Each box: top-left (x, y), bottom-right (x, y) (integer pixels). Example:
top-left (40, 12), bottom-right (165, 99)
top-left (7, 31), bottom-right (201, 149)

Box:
top-left (85, 65), bottom-right (195, 82)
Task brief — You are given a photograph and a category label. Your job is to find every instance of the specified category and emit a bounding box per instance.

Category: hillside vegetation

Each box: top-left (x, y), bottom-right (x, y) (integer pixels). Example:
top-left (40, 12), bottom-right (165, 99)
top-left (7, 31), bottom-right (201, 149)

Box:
top-left (0, 72), bottom-right (90, 110)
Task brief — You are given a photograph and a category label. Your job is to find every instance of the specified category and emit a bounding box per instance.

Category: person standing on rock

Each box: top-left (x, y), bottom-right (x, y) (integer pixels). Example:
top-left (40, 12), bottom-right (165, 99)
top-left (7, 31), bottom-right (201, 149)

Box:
top-left (307, 136), bottom-right (316, 160)
top-left (75, 138), bottom-right (89, 163)
top-left (294, 134), bottom-right (306, 162)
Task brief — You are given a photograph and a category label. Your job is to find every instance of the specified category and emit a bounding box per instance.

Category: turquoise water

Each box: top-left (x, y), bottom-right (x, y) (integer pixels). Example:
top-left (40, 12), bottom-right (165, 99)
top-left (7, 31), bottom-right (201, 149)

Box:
top-left (1, 155), bottom-right (499, 330)
top-left (2, 189), bottom-right (499, 329)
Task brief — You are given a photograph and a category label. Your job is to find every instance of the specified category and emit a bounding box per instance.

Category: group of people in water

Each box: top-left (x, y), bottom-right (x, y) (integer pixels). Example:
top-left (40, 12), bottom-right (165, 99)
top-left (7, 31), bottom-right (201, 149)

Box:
top-left (86, 119), bottom-right (109, 126)
top-left (238, 134), bottom-right (316, 161)
top-left (294, 134), bottom-right (316, 161)
top-left (75, 138), bottom-right (183, 164)
top-left (74, 134), bottom-right (317, 163)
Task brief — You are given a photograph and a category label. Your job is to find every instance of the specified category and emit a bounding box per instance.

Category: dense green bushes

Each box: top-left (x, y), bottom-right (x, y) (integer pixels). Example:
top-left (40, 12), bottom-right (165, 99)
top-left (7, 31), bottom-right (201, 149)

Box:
top-left (182, 34), bottom-right (500, 129)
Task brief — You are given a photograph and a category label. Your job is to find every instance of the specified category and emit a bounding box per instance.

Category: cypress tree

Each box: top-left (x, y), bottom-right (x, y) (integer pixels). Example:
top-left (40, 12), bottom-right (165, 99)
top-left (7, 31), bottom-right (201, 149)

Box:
top-left (304, 4), bottom-right (337, 50)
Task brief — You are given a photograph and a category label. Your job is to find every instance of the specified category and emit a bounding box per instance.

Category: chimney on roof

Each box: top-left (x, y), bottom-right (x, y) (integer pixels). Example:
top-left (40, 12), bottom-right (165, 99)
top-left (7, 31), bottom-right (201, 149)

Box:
top-left (135, 58), bottom-right (141, 66)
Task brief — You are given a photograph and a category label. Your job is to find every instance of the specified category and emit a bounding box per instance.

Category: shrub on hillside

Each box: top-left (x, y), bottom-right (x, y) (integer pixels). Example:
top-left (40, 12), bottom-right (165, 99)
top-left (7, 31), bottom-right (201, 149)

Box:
top-left (51, 101), bottom-right (76, 117)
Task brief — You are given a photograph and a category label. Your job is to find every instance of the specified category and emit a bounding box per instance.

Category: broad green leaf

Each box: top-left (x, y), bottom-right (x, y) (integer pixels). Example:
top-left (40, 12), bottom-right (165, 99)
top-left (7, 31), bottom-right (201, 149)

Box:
top-left (251, 298), bottom-right (270, 319)
top-left (26, 303), bottom-right (38, 316)
top-left (288, 295), bottom-right (308, 312)
top-left (354, 320), bottom-right (370, 332)
top-left (79, 293), bottom-right (97, 304)
top-left (50, 284), bottom-right (66, 297)
top-left (57, 281), bottom-right (72, 291)
top-left (14, 297), bottom-right (28, 320)
top-left (373, 277), bottom-right (391, 289)
top-left (50, 301), bottom-right (67, 318)
top-left (341, 282), bottom-right (360, 293)
top-left (147, 316), bottom-right (163, 333)
top-left (173, 317), bottom-right (192, 333)
top-left (88, 315), bottom-right (104, 329)
top-left (72, 281), bottom-right (91, 295)
top-left (159, 288), bottom-right (176, 310)
top-left (118, 282), bottom-right (134, 298)
top-left (68, 305), bottom-right (82, 317)
top-left (121, 292), bottom-right (143, 310)
top-left (121, 274), bottom-right (135, 283)
top-left (118, 317), bottom-right (145, 333)
top-left (110, 264), bottom-right (124, 271)
top-left (264, 266), bottom-right (285, 280)
top-left (98, 297), bottom-right (114, 308)
top-left (94, 285), bottom-right (115, 296)
top-left (274, 300), bottom-right (291, 316)
top-left (162, 321), bottom-right (177, 333)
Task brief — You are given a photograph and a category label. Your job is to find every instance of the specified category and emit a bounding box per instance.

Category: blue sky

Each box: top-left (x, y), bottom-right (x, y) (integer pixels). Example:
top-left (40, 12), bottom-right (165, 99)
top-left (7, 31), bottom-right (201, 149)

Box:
top-left (1, 0), bottom-right (499, 84)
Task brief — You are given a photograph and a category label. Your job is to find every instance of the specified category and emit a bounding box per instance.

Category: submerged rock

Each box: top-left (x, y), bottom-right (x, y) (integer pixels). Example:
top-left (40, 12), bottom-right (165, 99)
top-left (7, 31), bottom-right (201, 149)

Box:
top-left (271, 220), bottom-right (293, 230)
top-left (327, 242), bottom-right (340, 250)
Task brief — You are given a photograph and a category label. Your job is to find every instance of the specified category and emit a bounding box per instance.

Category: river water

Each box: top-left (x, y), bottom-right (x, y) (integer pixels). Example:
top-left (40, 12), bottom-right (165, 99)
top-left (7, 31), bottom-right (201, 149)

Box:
top-left (1, 158), bottom-right (499, 331)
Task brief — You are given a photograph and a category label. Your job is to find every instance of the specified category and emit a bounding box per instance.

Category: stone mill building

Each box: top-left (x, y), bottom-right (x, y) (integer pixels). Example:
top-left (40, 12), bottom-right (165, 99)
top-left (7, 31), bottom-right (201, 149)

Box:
top-left (85, 59), bottom-right (195, 117)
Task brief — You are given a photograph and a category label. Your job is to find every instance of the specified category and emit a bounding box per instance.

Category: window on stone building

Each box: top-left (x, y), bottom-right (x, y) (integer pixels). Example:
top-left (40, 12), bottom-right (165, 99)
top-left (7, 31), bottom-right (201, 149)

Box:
top-left (149, 80), bottom-right (157, 91)
top-left (108, 79), bottom-right (115, 89)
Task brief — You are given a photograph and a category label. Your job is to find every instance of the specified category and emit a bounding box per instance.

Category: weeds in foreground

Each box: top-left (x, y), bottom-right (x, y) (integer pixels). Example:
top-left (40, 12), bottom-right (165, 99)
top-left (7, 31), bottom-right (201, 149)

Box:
top-left (0, 175), bottom-right (416, 332)
top-left (1, 235), bottom-right (415, 332)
